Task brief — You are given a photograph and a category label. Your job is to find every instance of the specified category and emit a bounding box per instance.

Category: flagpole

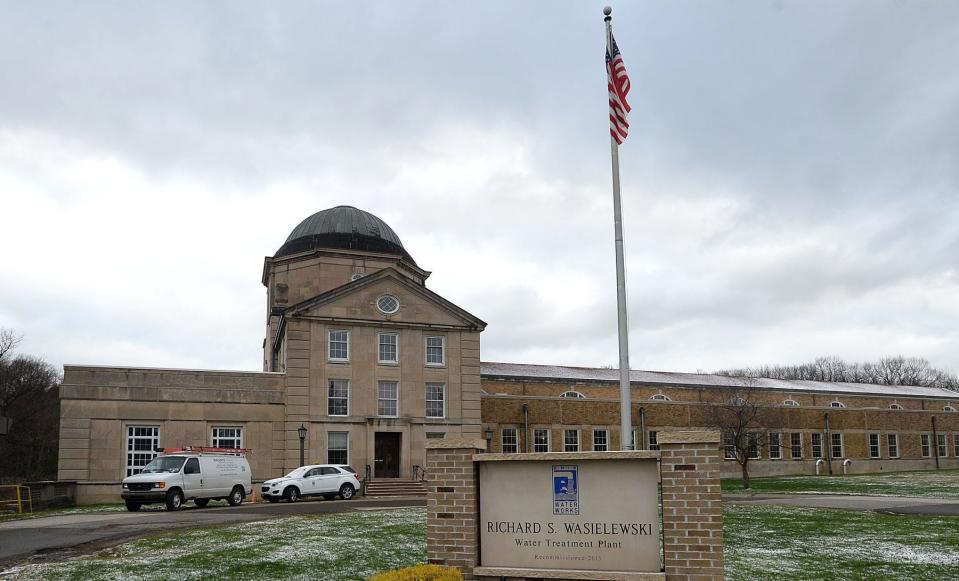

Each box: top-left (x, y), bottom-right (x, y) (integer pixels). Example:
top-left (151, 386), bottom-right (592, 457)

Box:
top-left (604, 6), bottom-right (634, 451)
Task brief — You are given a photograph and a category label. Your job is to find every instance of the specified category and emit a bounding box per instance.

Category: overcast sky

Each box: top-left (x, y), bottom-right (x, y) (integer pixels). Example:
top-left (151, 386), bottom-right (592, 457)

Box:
top-left (1, 1), bottom-right (957, 375)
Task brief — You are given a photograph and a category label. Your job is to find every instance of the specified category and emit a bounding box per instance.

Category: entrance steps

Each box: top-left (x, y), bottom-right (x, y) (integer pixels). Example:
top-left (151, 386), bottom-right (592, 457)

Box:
top-left (364, 479), bottom-right (427, 497)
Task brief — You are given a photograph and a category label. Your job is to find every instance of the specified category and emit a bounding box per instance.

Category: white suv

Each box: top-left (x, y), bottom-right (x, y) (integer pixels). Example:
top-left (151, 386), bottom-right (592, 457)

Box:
top-left (261, 464), bottom-right (361, 503)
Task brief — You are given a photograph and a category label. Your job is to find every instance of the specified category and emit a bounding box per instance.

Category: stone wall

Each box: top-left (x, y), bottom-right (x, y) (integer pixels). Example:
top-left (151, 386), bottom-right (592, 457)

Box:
top-left (59, 365), bottom-right (286, 501)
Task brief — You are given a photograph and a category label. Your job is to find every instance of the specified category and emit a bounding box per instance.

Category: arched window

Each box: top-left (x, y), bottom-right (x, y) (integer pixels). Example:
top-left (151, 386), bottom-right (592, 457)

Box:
top-left (829, 401), bottom-right (846, 409)
top-left (945, 406), bottom-right (957, 412)
top-left (649, 394), bottom-right (671, 401)
top-left (560, 391), bottom-right (586, 399)
top-left (889, 403), bottom-right (904, 410)
top-left (782, 399), bottom-right (800, 407)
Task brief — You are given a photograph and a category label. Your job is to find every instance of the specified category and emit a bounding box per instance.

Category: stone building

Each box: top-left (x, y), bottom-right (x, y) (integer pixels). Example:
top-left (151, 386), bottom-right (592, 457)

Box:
top-left (479, 363), bottom-right (959, 478)
top-left (58, 206), bottom-right (959, 502)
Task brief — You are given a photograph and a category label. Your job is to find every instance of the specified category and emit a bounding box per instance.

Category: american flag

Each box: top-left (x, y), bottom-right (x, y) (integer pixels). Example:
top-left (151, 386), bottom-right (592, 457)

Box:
top-left (606, 34), bottom-right (631, 145)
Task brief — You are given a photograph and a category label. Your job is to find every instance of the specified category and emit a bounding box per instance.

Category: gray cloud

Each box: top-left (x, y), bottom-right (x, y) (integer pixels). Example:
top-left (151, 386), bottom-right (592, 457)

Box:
top-left (0, 1), bottom-right (957, 374)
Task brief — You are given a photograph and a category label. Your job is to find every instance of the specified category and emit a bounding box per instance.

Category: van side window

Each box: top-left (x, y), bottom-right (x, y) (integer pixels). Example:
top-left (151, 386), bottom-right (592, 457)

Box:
top-left (184, 458), bottom-right (200, 474)
top-left (321, 467), bottom-right (340, 475)
top-left (306, 468), bottom-right (322, 477)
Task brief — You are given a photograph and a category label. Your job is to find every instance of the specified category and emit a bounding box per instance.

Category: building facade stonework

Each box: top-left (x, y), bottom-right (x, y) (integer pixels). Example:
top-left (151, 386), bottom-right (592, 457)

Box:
top-left (58, 206), bottom-right (959, 502)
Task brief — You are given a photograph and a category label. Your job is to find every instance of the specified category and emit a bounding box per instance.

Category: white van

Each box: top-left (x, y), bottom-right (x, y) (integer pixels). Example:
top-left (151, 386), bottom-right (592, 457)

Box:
top-left (121, 448), bottom-right (252, 511)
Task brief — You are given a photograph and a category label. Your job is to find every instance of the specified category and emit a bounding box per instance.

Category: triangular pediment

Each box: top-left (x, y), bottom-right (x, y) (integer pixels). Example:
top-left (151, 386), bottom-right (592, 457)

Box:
top-left (286, 269), bottom-right (485, 330)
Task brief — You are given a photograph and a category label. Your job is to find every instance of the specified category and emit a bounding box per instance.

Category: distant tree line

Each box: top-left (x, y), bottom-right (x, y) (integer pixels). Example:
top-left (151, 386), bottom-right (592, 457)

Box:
top-left (715, 355), bottom-right (959, 391)
top-left (0, 329), bottom-right (61, 482)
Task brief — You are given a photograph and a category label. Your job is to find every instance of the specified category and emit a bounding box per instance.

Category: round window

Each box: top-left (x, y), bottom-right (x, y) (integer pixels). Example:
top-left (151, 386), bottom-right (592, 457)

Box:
top-left (377, 295), bottom-right (400, 314)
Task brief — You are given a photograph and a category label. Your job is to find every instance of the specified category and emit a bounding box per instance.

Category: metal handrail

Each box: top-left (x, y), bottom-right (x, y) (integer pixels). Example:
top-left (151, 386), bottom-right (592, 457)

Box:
top-left (413, 464), bottom-right (426, 482)
top-left (0, 485), bottom-right (33, 514)
top-left (364, 464), bottom-right (371, 496)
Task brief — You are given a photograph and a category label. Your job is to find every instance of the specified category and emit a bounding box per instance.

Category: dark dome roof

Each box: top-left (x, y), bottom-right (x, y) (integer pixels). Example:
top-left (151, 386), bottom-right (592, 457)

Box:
top-left (276, 206), bottom-right (415, 264)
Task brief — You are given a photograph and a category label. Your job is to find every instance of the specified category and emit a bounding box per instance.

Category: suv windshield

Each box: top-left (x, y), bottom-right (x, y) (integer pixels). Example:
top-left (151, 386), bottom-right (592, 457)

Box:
top-left (283, 467), bottom-right (309, 479)
top-left (140, 456), bottom-right (186, 474)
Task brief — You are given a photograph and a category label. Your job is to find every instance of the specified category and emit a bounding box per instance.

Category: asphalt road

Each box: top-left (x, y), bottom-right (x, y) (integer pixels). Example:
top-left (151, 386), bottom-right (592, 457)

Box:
top-left (725, 493), bottom-right (959, 515)
top-left (0, 497), bottom-right (426, 567)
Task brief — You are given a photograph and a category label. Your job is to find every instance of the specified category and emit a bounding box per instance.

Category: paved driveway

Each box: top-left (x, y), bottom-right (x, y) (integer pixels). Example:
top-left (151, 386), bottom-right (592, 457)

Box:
top-left (0, 497), bottom-right (426, 566)
top-left (725, 493), bottom-right (959, 515)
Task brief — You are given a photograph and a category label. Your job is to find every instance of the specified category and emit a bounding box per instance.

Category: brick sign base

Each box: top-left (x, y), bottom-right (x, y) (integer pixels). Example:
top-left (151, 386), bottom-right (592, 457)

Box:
top-left (425, 432), bottom-right (724, 581)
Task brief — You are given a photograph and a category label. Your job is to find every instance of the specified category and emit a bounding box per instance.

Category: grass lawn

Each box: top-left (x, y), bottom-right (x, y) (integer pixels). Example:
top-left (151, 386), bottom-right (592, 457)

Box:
top-left (1, 507), bottom-right (426, 580)
top-left (722, 468), bottom-right (959, 497)
top-left (725, 504), bottom-right (959, 580)
top-left (3, 505), bottom-right (959, 580)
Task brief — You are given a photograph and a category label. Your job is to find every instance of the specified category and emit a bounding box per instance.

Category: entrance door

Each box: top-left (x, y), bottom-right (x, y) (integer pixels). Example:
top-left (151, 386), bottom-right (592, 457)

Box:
top-left (374, 432), bottom-right (401, 478)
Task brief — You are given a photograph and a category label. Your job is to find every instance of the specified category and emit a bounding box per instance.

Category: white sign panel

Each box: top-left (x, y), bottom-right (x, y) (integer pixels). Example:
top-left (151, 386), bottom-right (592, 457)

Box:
top-left (479, 457), bottom-right (661, 572)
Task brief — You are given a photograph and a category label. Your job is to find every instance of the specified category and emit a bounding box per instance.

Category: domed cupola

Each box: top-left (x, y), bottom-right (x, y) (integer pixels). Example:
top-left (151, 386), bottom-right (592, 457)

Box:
top-left (275, 206), bottom-right (415, 265)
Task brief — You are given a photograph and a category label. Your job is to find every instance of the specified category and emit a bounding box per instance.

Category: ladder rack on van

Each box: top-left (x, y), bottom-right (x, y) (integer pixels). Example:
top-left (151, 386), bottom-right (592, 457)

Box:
top-left (159, 446), bottom-right (252, 455)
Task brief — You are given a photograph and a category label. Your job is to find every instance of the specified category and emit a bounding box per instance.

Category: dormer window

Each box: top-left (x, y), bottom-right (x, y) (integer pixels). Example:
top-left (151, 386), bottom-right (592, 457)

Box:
top-left (650, 394), bottom-right (671, 401)
top-left (889, 403), bottom-right (904, 410)
top-left (829, 400), bottom-right (846, 409)
top-left (560, 391), bottom-right (586, 399)
top-left (782, 399), bottom-right (800, 407)
top-left (945, 406), bottom-right (957, 412)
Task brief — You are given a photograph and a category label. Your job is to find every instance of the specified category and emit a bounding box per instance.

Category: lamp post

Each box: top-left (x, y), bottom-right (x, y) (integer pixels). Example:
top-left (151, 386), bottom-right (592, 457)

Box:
top-left (298, 424), bottom-right (307, 467)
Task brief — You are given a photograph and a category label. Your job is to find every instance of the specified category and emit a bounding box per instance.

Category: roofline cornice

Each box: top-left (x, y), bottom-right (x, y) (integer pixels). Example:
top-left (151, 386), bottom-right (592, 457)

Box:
top-left (479, 374), bottom-right (957, 401)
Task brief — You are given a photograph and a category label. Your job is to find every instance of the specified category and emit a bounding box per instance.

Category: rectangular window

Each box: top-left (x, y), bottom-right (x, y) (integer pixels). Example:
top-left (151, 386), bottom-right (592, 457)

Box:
top-left (378, 381), bottom-right (399, 417)
top-left (327, 431), bottom-right (348, 465)
top-left (533, 428), bottom-right (550, 452)
top-left (426, 432), bottom-right (446, 439)
top-left (648, 430), bottom-right (660, 451)
top-left (938, 434), bottom-right (948, 458)
top-left (564, 429), bottom-right (579, 452)
top-left (212, 426), bottom-right (243, 449)
top-left (790, 432), bottom-right (803, 459)
top-left (328, 379), bottom-right (349, 416)
top-left (329, 330), bottom-right (349, 361)
top-left (425, 383), bottom-right (445, 418)
top-left (869, 433), bottom-right (880, 459)
top-left (723, 431), bottom-right (737, 460)
top-left (126, 426), bottom-right (160, 477)
top-left (425, 336), bottom-right (445, 366)
top-left (593, 429), bottom-right (608, 452)
top-left (811, 433), bottom-right (823, 459)
top-left (830, 433), bottom-right (843, 459)
top-left (747, 433), bottom-right (760, 459)
top-left (888, 433), bottom-right (899, 458)
top-left (501, 428), bottom-right (518, 453)
top-left (769, 433), bottom-right (782, 460)
top-left (954, 434), bottom-right (959, 458)
top-left (378, 333), bottom-right (398, 363)
top-left (921, 434), bottom-right (931, 458)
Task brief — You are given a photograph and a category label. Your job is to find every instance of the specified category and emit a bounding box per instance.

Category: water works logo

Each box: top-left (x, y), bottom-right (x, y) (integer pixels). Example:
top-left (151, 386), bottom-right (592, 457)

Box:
top-left (552, 465), bottom-right (579, 515)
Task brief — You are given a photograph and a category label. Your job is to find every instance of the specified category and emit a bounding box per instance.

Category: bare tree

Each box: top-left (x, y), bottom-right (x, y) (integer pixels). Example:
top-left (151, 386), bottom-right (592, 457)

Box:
top-left (705, 378), bottom-right (781, 489)
top-left (716, 355), bottom-right (958, 391)
top-left (0, 328), bottom-right (21, 363)
top-left (0, 329), bottom-right (61, 481)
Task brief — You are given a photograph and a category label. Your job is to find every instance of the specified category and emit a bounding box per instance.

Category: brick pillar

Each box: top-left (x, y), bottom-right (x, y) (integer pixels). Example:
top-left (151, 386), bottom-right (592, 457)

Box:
top-left (426, 437), bottom-right (487, 580)
top-left (659, 431), bottom-right (725, 581)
